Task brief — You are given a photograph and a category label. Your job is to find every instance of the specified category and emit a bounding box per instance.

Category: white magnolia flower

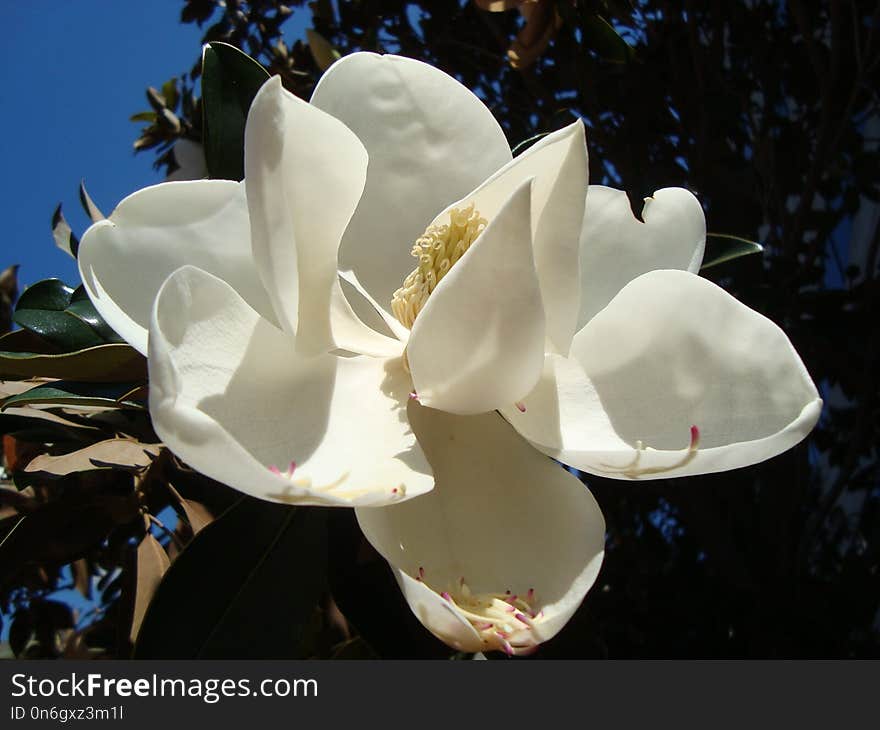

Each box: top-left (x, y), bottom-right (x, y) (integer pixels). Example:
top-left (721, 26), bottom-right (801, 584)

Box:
top-left (165, 138), bottom-right (207, 181)
top-left (78, 53), bottom-right (821, 655)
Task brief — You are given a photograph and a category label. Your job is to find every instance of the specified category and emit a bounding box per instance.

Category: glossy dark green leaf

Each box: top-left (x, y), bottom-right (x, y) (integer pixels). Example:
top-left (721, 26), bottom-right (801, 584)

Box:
top-left (201, 42), bottom-right (270, 181)
top-left (0, 328), bottom-right (60, 355)
top-left (67, 289), bottom-right (124, 343)
top-left (0, 342), bottom-right (146, 382)
top-left (13, 280), bottom-right (122, 351)
top-left (15, 279), bottom-right (74, 312)
top-left (582, 14), bottom-right (634, 64)
top-left (13, 310), bottom-right (106, 351)
top-left (0, 381), bottom-right (146, 411)
top-left (701, 233), bottom-right (764, 270)
top-left (134, 498), bottom-right (328, 659)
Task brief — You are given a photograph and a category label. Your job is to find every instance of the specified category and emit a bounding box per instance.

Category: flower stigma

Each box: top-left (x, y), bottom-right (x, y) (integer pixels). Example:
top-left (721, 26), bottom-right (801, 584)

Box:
top-left (391, 204), bottom-right (487, 329)
top-left (416, 568), bottom-right (544, 656)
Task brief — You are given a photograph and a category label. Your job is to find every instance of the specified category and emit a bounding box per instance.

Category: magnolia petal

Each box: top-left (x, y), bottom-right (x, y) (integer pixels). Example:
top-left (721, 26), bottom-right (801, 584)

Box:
top-left (78, 180), bottom-right (272, 355)
top-left (245, 76), bottom-right (394, 356)
top-left (149, 266), bottom-right (432, 507)
top-left (577, 186), bottom-right (705, 328)
top-left (166, 139), bottom-right (207, 181)
top-left (311, 53), bottom-right (512, 315)
top-left (395, 572), bottom-right (484, 652)
top-left (339, 269), bottom-right (410, 343)
top-left (428, 121), bottom-right (588, 354)
top-left (503, 270), bottom-right (821, 479)
top-left (356, 405), bottom-right (605, 653)
top-left (407, 179), bottom-right (545, 415)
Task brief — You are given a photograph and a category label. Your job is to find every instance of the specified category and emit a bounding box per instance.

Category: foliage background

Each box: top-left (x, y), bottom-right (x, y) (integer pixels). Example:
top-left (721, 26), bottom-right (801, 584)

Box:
top-left (1, 0), bottom-right (877, 658)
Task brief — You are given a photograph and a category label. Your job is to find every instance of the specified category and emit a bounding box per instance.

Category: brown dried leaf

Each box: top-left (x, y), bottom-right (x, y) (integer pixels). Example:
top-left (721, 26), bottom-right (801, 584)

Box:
top-left (71, 558), bottom-right (91, 599)
top-left (0, 264), bottom-right (18, 335)
top-left (306, 28), bottom-right (341, 71)
top-left (130, 533), bottom-right (170, 642)
top-left (0, 378), bottom-right (56, 399)
top-left (25, 439), bottom-right (161, 476)
top-left (0, 486), bottom-right (38, 517)
top-left (166, 483), bottom-right (214, 535)
top-left (507, 2), bottom-right (561, 69)
top-left (78, 180), bottom-right (105, 222)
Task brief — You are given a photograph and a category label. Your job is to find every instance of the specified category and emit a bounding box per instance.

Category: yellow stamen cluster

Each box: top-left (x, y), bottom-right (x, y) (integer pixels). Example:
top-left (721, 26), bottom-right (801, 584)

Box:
top-left (391, 204), bottom-right (487, 329)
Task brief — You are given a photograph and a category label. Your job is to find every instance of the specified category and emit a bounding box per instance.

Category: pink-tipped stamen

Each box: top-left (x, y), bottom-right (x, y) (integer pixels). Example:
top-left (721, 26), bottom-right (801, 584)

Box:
top-left (690, 424), bottom-right (700, 449)
top-left (515, 401), bottom-right (527, 413)
top-left (268, 465), bottom-right (281, 475)
top-left (514, 643), bottom-right (539, 656)
top-left (440, 591), bottom-right (452, 602)
top-left (418, 566), bottom-right (425, 580)
top-left (409, 391), bottom-right (420, 402)
top-left (287, 461), bottom-right (297, 478)
top-left (497, 634), bottom-right (514, 656)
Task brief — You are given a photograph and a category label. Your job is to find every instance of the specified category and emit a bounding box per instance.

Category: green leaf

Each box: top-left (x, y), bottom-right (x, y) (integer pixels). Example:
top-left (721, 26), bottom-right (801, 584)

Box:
top-left (67, 288), bottom-right (124, 343)
top-left (0, 381), bottom-right (146, 411)
top-left (161, 78), bottom-right (179, 111)
top-left (201, 42), bottom-right (270, 181)
top-left (582, 14), bottom-right (634, 64)
top-left (13, 279), bottom-right (122, 351)
top-left (134, 499), bottom-right (327, 658)
top-left (15, 279), bottom-right (73, 312)
top-left (0, 342), bottom-right (145, 382)
top-left (0, 329), bottom-right (60, 355)
top-left (701, 233), bottom-right (764, 270)
top-left (129, 111), bottom-right (158, 123)
top-left (13, 310), bottom-right (106, 351)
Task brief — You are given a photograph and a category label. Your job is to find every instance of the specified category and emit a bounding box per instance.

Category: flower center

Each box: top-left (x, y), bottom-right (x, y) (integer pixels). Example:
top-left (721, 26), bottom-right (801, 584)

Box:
top-left (417, 568), bottom-right (543, 656)
top-left (390, 204), bottom-right (487, 329)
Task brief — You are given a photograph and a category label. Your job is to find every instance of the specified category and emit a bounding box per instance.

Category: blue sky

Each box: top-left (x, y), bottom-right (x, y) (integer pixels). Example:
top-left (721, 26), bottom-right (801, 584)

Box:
top-left (1, 2), bottom-right (304, 293)
top-left (2, 1), bottom-right (206, 289)
top-left (0, 1), bottom-right (310, 642)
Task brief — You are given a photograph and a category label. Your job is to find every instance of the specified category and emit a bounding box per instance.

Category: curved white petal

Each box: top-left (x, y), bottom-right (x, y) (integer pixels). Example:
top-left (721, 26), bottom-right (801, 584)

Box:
top-left (78, 180), bottom-right (272, 355)
top-left (149, 266), bottom-right (432, 507)
top-left (577, 186), bottom-right (706, 328)
top-left (428, 121), bottom-right (588, 354)
top-left (407, 179), bottom-right (545, 415)
top-left (166, 139), bottom-right (207, 181)
top-left (503, 270), bottom-right (821, 479)
top-left (245, 76), bottom-right (396, 357)
top-left (357, 405), bottom-right (605, 654)
top-left (311, 53), bottom-right (512, 316)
